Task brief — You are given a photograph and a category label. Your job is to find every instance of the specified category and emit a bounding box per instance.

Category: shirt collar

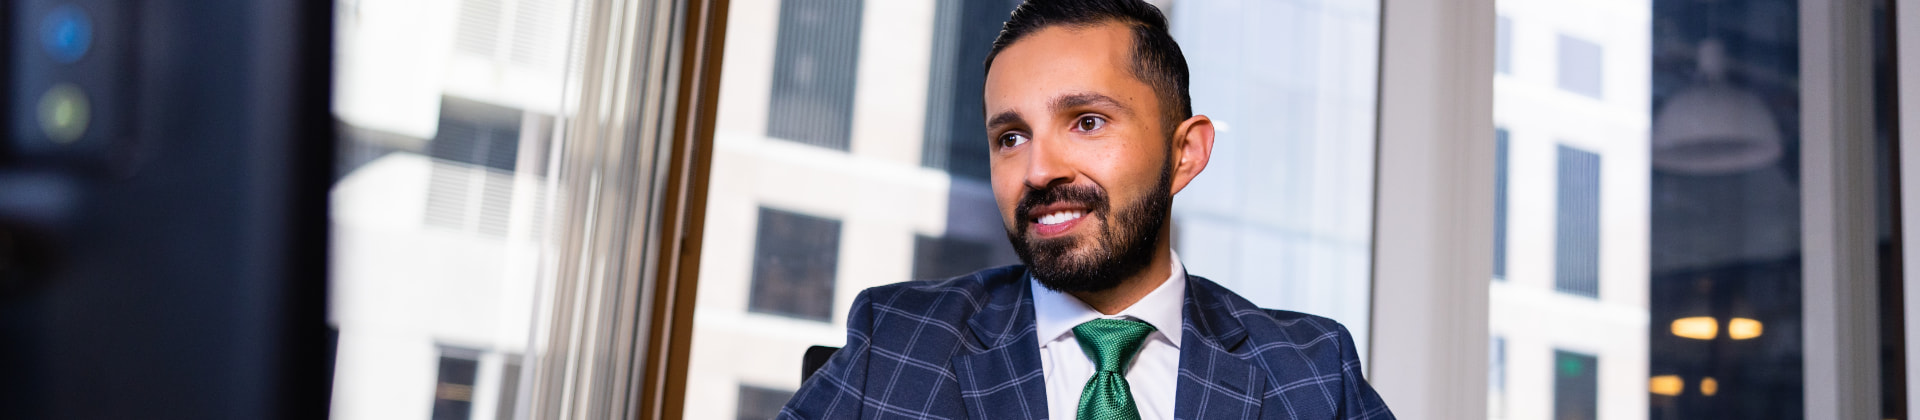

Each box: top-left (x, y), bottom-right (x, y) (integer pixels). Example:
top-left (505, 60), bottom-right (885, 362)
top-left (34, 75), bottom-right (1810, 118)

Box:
top-left (1031, 250), bottom-right (1187, 348)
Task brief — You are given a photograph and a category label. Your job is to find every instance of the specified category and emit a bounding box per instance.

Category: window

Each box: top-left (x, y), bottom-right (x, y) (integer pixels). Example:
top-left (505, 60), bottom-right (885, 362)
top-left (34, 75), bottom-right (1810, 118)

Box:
top-left (423, 97), bottom-right (524, 237)
top-left (1552, 350), bottom-right (1599, 420)
top-left (1485, 0), bottom-right (1872, 417)
top-left (1168, 0), bottom-right (1381, 353)
top-left (1493, 128), bottom-right (1510, 280)
top-left (688, 0), bottom-right (1381, 415)
top-left (766, 0), bottom-right (864, 150)
top-left (748, 207), bottom-right (843, 322)
top-left (1556, 34), bottom-right (1603, 99)
top-left (427, 97), bottom-right (522, 172)
top-left (912, 234), bottom-right (994, 280)
top-left (1554, 145), bottom-right (1600, 298)
top-left (735, 385), bottom-right (795, 420)
top-left (920, 0), bottom-right (1015, 180)
top-left (331, 0), bottom-right (580, 416)
top-left (431, 348), bottom-right (482, 420)
top-left (1489, 336), bottom-right (1507, 418)
top-left (494, 355), bottom-right (522, 420)
top-left (1496, 16), bottom-right (1513, 75)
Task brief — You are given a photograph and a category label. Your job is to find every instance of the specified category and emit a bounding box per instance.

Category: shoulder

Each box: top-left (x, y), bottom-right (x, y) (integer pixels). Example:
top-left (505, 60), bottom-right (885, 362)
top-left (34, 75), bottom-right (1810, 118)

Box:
top-left (846, 265), bottom-right (1028, 341)
top-left (1247, 309), bottom-right (1358, 353)
top-left (857, 265), bottom-right (1026, 310)
top-left (1186, 275), bottom-right (1358, 361)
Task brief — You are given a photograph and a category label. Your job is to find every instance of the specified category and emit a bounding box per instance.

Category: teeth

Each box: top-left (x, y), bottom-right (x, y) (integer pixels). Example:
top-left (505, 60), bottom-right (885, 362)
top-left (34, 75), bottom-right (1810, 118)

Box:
top-left (1036, 211), bottom-right (1083, 226)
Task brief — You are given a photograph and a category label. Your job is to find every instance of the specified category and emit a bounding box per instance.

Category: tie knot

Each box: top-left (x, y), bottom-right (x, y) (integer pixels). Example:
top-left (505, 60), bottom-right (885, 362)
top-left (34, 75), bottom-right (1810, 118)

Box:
top-left (1072, 318), bottom-right (1156, 374)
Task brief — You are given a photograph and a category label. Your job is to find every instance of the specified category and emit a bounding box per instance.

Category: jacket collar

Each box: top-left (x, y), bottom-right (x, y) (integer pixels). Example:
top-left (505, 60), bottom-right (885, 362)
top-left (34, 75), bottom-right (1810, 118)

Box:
top-left (1181, 274), bottom-right (1251, 352)
top-left (954, 268), bottom-right (1050, 420)
top-left (951, 270), bottom-right (1268, 420)
top-left (1174, 274), bottom-right (1266, 419)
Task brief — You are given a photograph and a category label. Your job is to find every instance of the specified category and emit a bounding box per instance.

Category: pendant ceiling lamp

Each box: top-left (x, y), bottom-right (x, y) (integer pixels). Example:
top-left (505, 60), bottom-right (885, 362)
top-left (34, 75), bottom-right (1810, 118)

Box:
top-left (1650, 38), bottom-right (1782, 175)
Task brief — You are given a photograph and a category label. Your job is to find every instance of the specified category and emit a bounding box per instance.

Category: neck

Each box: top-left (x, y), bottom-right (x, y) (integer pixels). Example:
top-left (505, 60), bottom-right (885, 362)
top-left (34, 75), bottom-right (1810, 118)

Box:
top-left (1068, 241), bottom-right (1174, 315)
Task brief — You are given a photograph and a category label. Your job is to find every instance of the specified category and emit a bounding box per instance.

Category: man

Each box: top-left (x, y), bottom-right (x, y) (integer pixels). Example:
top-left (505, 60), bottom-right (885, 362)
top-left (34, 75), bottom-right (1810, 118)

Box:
top-left (780, 0), bottom-right (1394, 419)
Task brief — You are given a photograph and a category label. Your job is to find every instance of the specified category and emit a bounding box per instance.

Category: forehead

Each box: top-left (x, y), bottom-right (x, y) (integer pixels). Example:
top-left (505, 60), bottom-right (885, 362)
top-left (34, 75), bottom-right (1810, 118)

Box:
top-left (984, 23), bottom-right (1150, 114)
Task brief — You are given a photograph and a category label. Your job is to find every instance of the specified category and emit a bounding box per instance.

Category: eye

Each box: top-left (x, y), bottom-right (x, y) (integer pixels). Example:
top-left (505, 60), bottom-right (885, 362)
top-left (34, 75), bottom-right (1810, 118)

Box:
top-left (998, 132), bottom-right (1030, 148)
top-left (1074, 115), bottom-right (1107, 132)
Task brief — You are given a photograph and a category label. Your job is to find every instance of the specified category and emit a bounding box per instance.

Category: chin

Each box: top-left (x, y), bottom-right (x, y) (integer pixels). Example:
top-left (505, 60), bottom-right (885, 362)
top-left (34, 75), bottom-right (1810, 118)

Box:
top-left (1023, 236), bottom-right (1126, 293)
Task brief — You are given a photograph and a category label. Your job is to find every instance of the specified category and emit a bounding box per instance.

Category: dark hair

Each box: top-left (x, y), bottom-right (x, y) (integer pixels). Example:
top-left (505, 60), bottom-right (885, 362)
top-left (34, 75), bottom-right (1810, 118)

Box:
top-left (984, 0), bottom-right (1192, 132)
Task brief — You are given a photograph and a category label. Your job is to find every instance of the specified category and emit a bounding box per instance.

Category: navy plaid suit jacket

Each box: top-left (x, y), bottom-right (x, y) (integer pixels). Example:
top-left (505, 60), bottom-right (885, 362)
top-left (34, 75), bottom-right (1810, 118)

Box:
top-left (780, 265), bottom-right (1395, 420)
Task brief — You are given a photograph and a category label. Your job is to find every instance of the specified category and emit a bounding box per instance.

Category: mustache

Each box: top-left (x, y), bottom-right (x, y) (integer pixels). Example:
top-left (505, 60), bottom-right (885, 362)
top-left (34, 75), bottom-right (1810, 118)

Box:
top-left (1014, 183), bottom-right (1109, 223)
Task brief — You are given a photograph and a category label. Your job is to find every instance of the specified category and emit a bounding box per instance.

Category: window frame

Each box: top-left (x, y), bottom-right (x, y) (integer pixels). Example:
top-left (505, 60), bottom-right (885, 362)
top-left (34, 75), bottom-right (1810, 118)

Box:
top-left (1371, 0), bottom-right (1898, 418)
top-left (555, 0), bottom-right (1910, 418)
top-left (1804, 0), bottom-right (1893, 417)
top-left (521, 0), bottom-right (729, 419)
top-left (1368, 0), bottom-right (1497, 418)
top-left (1901, 0), bottom-right (1920, 416)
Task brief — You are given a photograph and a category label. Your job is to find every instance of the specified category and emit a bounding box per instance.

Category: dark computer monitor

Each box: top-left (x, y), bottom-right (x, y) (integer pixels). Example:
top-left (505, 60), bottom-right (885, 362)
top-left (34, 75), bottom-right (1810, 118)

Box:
top-left (1, 0), bottom-right (335, 418)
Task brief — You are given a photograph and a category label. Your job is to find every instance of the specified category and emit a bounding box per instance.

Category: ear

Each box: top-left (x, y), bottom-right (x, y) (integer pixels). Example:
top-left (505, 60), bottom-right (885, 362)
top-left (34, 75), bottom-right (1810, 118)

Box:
top-left (1168, 114), bottom-right (1215, 196)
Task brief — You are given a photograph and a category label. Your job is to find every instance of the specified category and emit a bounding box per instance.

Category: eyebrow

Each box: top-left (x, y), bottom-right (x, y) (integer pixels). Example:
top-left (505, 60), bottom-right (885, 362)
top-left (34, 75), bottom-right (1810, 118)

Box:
top-left (1051, 92), bottom-right (1133, 116)
top-left (987, 110), bottom-right (1025, 130)
top-left (985, 92), bottom-right (1134, 131)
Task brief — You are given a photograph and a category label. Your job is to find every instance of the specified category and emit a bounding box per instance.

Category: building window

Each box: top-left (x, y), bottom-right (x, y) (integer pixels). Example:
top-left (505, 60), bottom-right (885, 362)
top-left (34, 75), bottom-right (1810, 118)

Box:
top-left (1494, 128), bottom-right (1510, 280)
top-left (736, 385), bottom-right (795, 420)
top-left (494, 354), bottom-right (523, 420)
top-left (1555, 145), bottom-right (1601, 298)
top-left (920, 0), bottom-right (1012, 180)
top-left (1495, 16), bottom-right (1513, 75)
top-left (748, 207), bottom-right (842, 321)
top-left (912, 234), bottom-right (992, 280)
top-left (423, 97), bottom-right (523, 237)
top-left (431, 347), bottom-right (482, 420)
top-left (766, 0), bottom-right (865, 150)
top-left (1553, 350), bottom-right (1599, 420)
top-left (1556, 34), bottom-right (1603, 99)
top-left (1489, 336), bottom-right (1507, 418)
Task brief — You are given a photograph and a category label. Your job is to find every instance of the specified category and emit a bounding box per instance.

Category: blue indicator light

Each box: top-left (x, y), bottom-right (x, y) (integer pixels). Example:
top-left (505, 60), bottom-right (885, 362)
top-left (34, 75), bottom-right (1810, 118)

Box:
top-left (41, 5), bottom-right (94, 64)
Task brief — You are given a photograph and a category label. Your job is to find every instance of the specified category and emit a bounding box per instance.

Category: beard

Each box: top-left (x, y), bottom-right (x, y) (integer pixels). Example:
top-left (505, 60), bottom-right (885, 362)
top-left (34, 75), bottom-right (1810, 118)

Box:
top-left (1007, 156), bottom-right (1174, 293)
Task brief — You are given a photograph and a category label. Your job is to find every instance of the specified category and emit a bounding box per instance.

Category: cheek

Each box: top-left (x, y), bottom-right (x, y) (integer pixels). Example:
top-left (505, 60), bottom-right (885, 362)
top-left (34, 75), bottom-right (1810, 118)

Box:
top-left (990, 179), bottom-right (1024, 224)
top-left (1086, 145), bottom-right (1164, 198)
top-left (990, 159), bottom-right (1027, 204)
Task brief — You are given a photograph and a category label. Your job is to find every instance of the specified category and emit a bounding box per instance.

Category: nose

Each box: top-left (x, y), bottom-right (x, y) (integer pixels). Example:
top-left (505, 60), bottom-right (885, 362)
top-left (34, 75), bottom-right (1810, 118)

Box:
top-left (1023, 133), bottom-right (1073, 190)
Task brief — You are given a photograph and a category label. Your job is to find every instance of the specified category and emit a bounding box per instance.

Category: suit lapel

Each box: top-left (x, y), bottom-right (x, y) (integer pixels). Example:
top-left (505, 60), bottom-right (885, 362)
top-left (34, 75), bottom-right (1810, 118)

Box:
top-left (953, 271), bottom-right (1049, 420)
top-left (1176, 275), bottom-right (1266, 419)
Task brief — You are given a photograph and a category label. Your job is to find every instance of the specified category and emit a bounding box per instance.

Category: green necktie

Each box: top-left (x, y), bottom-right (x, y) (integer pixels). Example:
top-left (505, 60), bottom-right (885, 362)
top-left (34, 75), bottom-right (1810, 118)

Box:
top-left (1073, 318), bottom-right (1156, 420)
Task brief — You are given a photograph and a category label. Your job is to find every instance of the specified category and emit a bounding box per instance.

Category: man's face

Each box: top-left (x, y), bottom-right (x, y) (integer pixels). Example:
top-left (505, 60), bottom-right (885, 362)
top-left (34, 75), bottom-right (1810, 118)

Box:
top-left (983, 23), bottom-right (1178, 292)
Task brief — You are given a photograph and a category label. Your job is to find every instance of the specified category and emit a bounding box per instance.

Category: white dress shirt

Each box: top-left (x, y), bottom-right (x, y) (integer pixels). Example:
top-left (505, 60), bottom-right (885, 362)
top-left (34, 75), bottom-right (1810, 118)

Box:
top-left (1031, 251), bottom-right (1185, 420)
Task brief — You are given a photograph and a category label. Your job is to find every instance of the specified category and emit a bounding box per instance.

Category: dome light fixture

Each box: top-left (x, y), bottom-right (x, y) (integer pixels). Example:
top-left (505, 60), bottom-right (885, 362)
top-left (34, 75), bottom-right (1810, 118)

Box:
top-left (1650, 39), bottom-right (1782, 175)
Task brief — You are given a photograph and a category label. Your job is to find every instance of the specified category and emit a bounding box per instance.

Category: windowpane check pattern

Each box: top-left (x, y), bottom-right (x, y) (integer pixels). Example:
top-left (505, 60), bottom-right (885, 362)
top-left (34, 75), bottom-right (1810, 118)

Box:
top-left (1555, 145), bottom-right (1601, 297)
top-left (748, 207), bottom-right (843, 321)
top-left (766, 0), bottom-right (864, 150)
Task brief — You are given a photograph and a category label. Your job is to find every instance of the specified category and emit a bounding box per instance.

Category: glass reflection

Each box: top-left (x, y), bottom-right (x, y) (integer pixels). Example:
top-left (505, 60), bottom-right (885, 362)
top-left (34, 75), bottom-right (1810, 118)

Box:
top-left (328, 0), bottom-right (578, 418)
top-left (1483, 0), bottom-right (1899, 417)
top-left (1647, 0), bottom-right (1803, 417)
top-left (1489, 0), bottom-right (1653, 417)
top-left (685, 0), bottom-right (1381, 418)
